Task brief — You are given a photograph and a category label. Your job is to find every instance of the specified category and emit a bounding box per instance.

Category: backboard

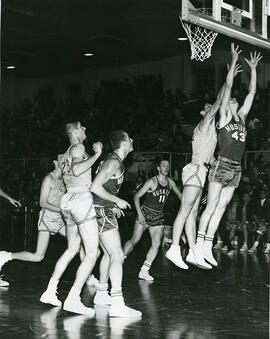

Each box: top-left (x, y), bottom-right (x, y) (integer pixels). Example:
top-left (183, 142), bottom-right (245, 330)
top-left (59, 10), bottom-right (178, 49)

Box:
top-left (181, 0), bottom-right (270, 49)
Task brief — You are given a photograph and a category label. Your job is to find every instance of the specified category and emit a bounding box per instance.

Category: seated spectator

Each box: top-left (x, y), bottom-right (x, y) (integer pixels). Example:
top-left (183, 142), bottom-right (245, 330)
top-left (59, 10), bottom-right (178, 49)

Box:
top-left (248, 188), bottom-right (270, 253)
top-left (235, 192), bottom-right (256, 252)
top-left (218, 194), bottom-right (239, 253)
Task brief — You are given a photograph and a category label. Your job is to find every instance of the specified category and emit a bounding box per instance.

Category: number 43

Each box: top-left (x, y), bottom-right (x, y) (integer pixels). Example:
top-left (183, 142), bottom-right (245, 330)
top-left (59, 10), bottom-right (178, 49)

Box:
top-left (232, 131), bottom-right (245, 142)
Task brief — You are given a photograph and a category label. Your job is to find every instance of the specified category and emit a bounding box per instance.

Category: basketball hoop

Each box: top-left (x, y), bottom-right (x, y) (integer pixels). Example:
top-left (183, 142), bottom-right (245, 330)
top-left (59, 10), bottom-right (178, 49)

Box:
top-left (180, 18), bottom-right (218, 62)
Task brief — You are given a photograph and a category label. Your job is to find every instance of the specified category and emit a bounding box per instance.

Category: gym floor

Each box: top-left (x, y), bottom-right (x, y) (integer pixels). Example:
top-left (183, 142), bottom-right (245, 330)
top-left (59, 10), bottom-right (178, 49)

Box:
top-left (0, 217), bottom-right (268, 339)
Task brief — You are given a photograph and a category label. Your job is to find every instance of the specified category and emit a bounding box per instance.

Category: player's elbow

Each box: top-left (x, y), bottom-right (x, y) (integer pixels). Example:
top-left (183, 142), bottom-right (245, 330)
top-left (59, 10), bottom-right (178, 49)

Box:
top-left (90, 183), bottom-right (98, 195)
top-left (133, 193), bottom-right (139, 202)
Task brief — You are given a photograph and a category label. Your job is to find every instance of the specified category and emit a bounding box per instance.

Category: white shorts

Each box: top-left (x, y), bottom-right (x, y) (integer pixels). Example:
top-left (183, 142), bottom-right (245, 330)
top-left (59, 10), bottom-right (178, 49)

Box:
top-left (182, 163), bottom-right (208, 188)
top-left (60, 191), bottom-right (96, 227)
top-left (38, 209), bottom-right (65, 235)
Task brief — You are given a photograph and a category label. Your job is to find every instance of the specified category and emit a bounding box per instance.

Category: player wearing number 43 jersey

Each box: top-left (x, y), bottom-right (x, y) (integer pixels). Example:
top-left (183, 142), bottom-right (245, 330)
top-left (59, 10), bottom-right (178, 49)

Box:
top-left (193, 43), bottom-right (262, 267)
top-left (123, 160), bottom-right (182, 281)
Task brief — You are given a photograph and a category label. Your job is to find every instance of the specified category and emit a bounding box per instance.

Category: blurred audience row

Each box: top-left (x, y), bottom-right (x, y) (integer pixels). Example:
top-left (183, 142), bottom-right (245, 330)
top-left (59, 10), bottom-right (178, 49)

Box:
top-left (0, 73), bottom-right (269, 254)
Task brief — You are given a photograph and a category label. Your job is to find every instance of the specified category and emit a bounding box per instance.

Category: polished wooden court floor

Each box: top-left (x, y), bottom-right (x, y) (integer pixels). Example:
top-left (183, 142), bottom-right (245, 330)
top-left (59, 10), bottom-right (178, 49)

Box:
top-left (0, 218), bottom-right (269, 339)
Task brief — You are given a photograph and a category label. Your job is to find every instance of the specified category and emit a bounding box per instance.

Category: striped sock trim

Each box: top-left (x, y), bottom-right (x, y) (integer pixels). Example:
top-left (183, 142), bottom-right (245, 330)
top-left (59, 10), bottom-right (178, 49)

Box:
top-left (205, 235), bottom-right (214, 243)
top-left (142, 261), bottom-right (151, 271)
top-left (96, 283), bottom-right (108, 292)
top-left (197, 232), bottom-right (205, 239)
top-left (111, 290), bottom-right (123, 298)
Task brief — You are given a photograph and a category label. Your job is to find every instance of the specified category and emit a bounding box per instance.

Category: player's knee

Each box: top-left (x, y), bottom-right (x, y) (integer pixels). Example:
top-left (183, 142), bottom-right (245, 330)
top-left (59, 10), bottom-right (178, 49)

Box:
top-left (84, 246), bottom-right (98, 260)
top-left (152, 239), bottom-right (161, 250)
top-left (111, 248), bottom-right (124, 263)
top-left (67, 244), bottom-right (80, 256)
top-left (205, 202), bottom-right (218, 216)
top-left (184, 201), bottom-right (196, 214)
top-left (190, 207), bottom-right (199, 218)
top-left (216, 201), bottom-right (229, 214)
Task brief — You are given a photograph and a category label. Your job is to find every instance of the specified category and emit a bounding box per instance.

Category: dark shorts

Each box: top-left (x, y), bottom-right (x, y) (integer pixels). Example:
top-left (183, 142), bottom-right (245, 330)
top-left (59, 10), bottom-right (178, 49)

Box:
top-left (208, 156), bottom-right (242, 188)
top-left (94, 206), bottom-right (118, 235)
top-left (136, 205), bottom-right (165, 228)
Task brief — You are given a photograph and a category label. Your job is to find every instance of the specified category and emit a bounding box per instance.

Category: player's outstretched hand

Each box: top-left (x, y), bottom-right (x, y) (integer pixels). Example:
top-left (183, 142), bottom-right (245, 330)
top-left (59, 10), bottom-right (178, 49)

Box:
top-left (227, 63), bottom-right (243, 77)
top-left (231, 42), bottom-right (242, 62)
top-left (9, 198), bottom-right (22, 207)
top-left (245, 51), bottom-right (263, 69)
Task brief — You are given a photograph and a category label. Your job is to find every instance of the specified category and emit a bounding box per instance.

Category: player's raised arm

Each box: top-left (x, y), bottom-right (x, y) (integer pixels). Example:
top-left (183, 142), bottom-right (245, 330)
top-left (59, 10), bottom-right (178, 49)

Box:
top-left (219, 43), bottom-right (242, 118)
top-left (238, 51), bottom-right (262, 120)
top-left (71, 142), bottom-right (103, 177)
top-left (206, 64), bottom-right (242, 122)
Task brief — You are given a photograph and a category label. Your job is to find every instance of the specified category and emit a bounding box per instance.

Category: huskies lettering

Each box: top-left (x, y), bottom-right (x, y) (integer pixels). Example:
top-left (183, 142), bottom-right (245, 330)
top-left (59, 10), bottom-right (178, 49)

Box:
top-left (152, 188), bottom-right (170, 197)
top-left (225, 124), bottom-right (247, 134)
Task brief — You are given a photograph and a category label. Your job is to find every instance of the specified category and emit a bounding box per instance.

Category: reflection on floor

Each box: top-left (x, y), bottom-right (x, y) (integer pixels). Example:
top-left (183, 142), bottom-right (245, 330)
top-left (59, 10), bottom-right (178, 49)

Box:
top-left (0, 224), bottom-right (268, 339)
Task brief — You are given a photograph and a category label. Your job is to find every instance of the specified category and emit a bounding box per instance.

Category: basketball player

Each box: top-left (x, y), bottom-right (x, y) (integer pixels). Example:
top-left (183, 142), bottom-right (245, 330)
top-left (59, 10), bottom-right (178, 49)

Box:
top-left (166, 43), bottom-right (243, 270)
top-left (123, 160), bottom-right (182, 280)
top-left (0, 156), bottom-right (66, 273)
top-left (91, 130), bottom-right (142, 317)
top-left (194, 45), bottom-right (262, 267)
top-left (0, 189), bottom-right (21, 286)
top-left (40, 121), bottom-right (102, 316)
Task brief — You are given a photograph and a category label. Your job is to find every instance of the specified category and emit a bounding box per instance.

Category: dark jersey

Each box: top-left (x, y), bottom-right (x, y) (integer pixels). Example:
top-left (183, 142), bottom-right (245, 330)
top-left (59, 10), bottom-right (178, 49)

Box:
top-left (218, 116), bottom-right (247, 162)
top-left (93, 152), bottom-right (124, 209)
top-left (143, 176), bottom-right (171, 212)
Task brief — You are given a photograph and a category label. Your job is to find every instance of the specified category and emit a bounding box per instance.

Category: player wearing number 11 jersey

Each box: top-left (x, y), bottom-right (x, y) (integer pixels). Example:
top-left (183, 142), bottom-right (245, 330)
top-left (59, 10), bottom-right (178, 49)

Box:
top-left (193, 44), bottom-right (262, 267)
top-left (123, 160), bottom-right (182, 281)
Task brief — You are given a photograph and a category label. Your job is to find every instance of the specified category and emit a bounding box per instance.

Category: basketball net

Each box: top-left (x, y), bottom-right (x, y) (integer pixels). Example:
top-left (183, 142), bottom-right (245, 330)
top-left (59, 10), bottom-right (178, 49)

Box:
top-left (180, 18), bottom-right (218, 62)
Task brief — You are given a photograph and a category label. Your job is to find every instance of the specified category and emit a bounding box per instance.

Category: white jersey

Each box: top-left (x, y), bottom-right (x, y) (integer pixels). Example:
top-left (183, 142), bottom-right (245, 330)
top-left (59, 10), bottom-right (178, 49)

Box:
top-left (59, 144), bottom-right (91, 192)
top-left (46, 172), bottom-right (66, 207)
top-left (191, 119), bottom-right (217, 165)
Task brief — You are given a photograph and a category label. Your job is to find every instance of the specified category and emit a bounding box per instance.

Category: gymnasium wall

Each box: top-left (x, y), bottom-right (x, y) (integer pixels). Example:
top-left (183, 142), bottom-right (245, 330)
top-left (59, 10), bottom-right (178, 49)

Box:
top-left (2, 48), bottom-right (269, 107)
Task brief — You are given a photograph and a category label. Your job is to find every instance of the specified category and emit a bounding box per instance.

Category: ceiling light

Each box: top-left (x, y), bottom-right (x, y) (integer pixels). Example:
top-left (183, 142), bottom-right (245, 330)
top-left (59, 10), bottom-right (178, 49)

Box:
top-left (84, 53), bottom-right (93, 56)
top-left (177, 37), bottom-right (188, 41)
top-left (6, 65), bottom-right (16, 69)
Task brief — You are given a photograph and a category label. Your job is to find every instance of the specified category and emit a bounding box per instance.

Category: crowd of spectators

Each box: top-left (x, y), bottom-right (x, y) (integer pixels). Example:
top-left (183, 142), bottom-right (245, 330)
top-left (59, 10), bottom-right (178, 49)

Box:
top-left (0, 73), bottom-right (270, 253)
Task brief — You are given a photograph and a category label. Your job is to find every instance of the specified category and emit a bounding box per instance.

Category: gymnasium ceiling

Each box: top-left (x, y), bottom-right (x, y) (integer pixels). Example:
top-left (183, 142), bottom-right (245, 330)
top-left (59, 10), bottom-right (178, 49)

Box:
top-left (1, 0), bottom-right (267, 78)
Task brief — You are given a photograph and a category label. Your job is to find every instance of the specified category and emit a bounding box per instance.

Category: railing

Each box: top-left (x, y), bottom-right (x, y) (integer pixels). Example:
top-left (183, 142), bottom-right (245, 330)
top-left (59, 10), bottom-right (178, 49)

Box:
top-left (133, 136), bottom-right (159, 152)
top-left (1, 209), bottom-right (39, 252)
top-left (127, 151), bottom-right (192, 180)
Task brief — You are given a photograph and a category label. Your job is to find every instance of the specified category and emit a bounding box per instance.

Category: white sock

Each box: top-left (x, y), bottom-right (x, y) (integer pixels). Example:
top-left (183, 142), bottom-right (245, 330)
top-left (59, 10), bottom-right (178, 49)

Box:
top-left (47, 278), bottom-right (59, 292)
top-left (68, 286), bottom-right (81, 298)
top-left (111, 289), bottom-right (123, 304)
top-left (196, 231), bottom-right (205, 246)
top-left (204, 235), bottom-right (214, 251)
top-left (141, 261), bottom-right (151, 271)
top-left (96, 283), bottom-right (108, 292)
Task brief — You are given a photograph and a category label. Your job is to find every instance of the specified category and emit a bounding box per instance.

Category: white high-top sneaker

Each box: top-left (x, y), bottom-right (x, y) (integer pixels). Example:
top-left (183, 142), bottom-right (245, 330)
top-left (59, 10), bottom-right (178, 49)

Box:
top-left (165, 245), bottom-right (188, 269)
top-left (109, 297), bottom-right (142, 318)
